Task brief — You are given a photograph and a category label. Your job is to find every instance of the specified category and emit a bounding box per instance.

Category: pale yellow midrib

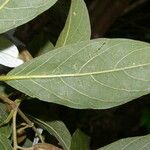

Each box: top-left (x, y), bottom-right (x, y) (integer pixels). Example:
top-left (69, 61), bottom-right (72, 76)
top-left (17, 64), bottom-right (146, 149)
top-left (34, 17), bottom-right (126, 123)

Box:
top-left (62, 1), bottom-right (73, 46)
top-left (0, 0), bottom-right (10, 10)
top-left (0, 63), bottom-right (149, 81)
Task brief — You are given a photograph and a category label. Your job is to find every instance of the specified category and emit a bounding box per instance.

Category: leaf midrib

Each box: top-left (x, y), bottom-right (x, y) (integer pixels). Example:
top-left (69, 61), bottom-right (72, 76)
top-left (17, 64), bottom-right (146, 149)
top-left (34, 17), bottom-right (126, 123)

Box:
top-left (1, 63), bottom-right (149, 81)
top-left (61, 0), bottom-right (72, 46)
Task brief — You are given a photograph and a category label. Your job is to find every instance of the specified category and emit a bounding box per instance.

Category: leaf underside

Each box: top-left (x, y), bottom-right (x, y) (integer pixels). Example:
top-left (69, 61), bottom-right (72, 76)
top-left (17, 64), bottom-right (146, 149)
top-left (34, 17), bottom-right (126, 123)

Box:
top-left (98, 134), bottom-right (150, 150)
top-left (70, 129), bottom-right (90, 150)
top-left (56, 0), bottom-right (91, 47)
top-left (0, 134), bottom-right (12, 150)
top-left (0, 0), bottom-right (57, 33)
top-left (6, 38), bottom-right (150, 109)
top-left (31, 117), bottom-right (71, 150)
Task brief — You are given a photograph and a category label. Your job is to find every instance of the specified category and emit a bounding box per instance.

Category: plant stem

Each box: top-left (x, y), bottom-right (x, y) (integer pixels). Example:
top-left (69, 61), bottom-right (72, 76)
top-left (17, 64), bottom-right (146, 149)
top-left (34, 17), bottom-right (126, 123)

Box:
top-left (13, 103), bottom-right (19, 150)
top-left (0, 95), bottom-right (44, 143)
top-left (17, 109), bottom-right (44, 143)
top-left (0, 95), bottom-right (16, 108)
top-left (17, 146), bottom-right (32, 150)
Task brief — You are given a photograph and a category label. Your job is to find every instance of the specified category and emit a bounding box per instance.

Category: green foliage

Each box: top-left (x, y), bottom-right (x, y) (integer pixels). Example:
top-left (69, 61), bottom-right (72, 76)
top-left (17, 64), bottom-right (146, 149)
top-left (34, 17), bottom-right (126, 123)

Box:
top-left (0, 0), bottom-right (150, 149)
top-left (98, 134), bottom-right (150, 150)
top-left (56, 0), bottom-right (91, 47)
top-left (0, 124), bottom-right (12, 138)
top-left (0, 134), bottom-right (12, 149)
top-left (0, 0), bottom-right (57, 33)
top-left (5, 38), bottom-right (150, 109)
top-left (70, 129), bottom-right (90, 150)
top-left (31, 116), bottom-right (71, 150)
top-left (141, 109), bottom-right (150, 132)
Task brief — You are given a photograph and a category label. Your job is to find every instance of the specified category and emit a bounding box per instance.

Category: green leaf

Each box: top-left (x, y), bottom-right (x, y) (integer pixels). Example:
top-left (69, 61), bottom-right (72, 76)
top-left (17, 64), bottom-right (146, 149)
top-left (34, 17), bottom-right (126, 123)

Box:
top-left (0, 134), bottom-right (12, 150)
top-left (0, 124), bottom-right (12, 138)
top-left (0, 0), bottom-right (57, 33)
top-left (98, 134), bottom-right (150, 150)
top-left (56, 0), bottom-right (91, 47)
top-left (141, 109), bottom-right (150, 132)
top-left (0, 84), bottom-right (13, 134)
top-left (0, 101), bottom-right (9, 124)
top-left (22, 137), bottom-right (33, 148)
top-left (36, 42), bottom-right (54, 56)
top-left (31, 117), bottom-right (71, 150)
top-left (4, 38), bottom-right (150, 109)
top-left (70, 129), bottom-right (90, 150)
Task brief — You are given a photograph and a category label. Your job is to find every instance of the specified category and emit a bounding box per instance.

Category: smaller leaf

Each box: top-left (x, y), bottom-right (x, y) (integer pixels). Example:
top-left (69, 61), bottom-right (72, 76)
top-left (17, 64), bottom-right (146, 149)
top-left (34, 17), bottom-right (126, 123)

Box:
top-left (22, 137), bottom-right (33, 148)
top-left (36, 42), bottom-right (54, 56)
top-left (98, 134), bottom-right (150, 150)
top-left (56, 0), bottom-right (91, 47)
top-left (70, 129), bottom-right (90, 150)
top-left (31, 117), bottom-right (71, 150)
top-left (0, 102), bottom-right (9, 124)
top-left (0, 124), bottom-right (12, 138)
top-left (0, 134), bottom-right (12, 150)
top-left (141, 109), bottom-right (150, 132)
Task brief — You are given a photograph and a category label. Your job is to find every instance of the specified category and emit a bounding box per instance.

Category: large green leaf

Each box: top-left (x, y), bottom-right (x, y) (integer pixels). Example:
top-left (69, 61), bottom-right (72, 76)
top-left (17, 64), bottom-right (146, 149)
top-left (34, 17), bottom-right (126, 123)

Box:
top-left (0, 0), bottom-right (57, 33)
top-left (31, 117), bottom-right (71, 150)
top-left (98, 134), bottom-right (150, 150)
top-left (70, 129), bottom-right (90, 150)
top-left (56, 0), bottom-right (91, 47)
top-left (0, 134), bottom-right (12, 150)
top-left (2, 38), bottom-right (150, 109)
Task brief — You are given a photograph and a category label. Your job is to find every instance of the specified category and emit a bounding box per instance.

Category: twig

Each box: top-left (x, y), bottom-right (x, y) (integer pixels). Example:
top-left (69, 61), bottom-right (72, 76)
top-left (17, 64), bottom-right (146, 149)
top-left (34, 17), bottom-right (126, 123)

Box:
top-left (17, 146), bottom-right (33, 150)
top-left (123, 0), bottom-right (147, 14)
top-left (0, 95), bottom-right (44, 143)
top-left (20, 48), bottom-right (33, 62)
top-left (17, 109), bottom-right (44, 143)
top-left (13, 103), bottom-right (19, 150)
top-left (0, 95), bottom-right (16, 108)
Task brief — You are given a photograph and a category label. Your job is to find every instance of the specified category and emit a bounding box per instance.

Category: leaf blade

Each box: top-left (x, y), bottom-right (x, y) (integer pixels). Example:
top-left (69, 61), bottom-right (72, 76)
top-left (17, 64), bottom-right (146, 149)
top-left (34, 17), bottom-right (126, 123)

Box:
top-left (98, 134), bottom-right (150, 150)
top-left (31, 117), bottom-right (71, 150)
top-left (70, 129), bottom-right (90, 150)
top-left (0, 134), bottom-right (12, 150)
top-left (5, 38), bottom-right (150, 109)
top-left (56, 0), bottom-right (91, 47)
top-left (0, 0), bottom-right (57, 33)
